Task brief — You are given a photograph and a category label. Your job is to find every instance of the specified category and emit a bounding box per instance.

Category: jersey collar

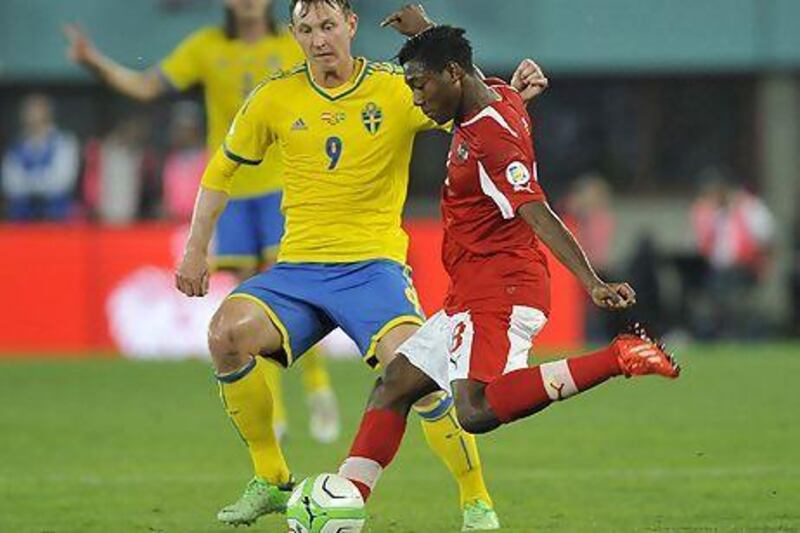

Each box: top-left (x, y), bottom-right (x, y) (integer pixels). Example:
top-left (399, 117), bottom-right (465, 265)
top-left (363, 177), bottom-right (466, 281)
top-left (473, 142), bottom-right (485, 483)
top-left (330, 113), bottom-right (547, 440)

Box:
top-left (305, 57), bottom-right (368, 101)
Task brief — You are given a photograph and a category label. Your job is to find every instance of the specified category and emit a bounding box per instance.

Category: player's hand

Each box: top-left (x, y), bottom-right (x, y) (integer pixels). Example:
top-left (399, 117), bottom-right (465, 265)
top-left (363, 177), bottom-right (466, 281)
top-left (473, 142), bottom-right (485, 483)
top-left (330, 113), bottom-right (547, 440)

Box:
top-left (380, 4), bottom-right (435, 37)
top-left (63, 23), bottom-right (100, 67)
top-left (175, 249), bottom-right (210, 298)
top-left (589, 281), bottom-right (637, 310)
top-left (511, 59), bottom-right (549, 103)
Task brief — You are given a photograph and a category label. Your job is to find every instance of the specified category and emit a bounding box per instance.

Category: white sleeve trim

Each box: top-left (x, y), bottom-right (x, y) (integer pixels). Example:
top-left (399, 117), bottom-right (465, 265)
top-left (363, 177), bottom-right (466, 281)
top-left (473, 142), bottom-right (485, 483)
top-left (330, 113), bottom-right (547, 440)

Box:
top-left (478, 161), bottom-right (515, 219)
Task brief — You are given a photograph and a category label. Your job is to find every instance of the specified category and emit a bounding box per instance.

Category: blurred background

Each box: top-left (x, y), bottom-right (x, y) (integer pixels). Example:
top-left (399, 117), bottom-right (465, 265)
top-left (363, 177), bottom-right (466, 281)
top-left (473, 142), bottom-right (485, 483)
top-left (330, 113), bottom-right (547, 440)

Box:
top-left (1, 0), bottom-right (798, 357)
top-left (1, 2), bottom-right (798, 532)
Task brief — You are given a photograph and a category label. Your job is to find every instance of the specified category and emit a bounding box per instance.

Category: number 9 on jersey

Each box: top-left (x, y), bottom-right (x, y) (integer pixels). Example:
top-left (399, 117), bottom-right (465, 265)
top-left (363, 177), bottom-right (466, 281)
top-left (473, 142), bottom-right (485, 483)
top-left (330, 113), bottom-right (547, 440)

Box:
top-left (326, 136), bottom-right (343, 170)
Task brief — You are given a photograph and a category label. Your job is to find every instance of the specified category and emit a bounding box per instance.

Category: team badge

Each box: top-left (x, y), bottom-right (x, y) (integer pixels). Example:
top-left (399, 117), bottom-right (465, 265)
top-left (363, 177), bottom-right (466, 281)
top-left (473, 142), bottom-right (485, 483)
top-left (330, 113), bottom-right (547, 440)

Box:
top-left (361, 102), bottom-right (383, 135)
top-left (506, 161), bottom-right (533, 192)
top-left (321, 111), bottom-right (346, 126)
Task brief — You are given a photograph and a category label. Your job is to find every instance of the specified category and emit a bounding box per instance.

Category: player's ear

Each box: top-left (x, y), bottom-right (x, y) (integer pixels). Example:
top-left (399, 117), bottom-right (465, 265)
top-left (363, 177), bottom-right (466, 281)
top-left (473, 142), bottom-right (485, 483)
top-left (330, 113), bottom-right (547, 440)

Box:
top-left (445, 62), bottom-right (464, 84)
top-left (347, 12), bottom-right (359, 38)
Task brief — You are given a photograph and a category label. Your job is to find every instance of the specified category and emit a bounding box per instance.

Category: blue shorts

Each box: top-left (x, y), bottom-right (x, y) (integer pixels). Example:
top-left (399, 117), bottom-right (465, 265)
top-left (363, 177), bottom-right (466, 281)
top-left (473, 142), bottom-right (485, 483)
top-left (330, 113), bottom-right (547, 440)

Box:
top-left (228, 260), bottom-right (425, 368)
top-left (214, 191), bottom-right (284, 269)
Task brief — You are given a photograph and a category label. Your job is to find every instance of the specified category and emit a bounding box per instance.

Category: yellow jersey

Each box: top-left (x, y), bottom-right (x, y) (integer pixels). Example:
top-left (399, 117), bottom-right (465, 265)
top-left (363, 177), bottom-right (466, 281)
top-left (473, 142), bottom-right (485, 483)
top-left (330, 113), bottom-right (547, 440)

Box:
top-left (159, 26), bottom-right (303, 198)
top-left (202, 58), bottom-right (440, 264)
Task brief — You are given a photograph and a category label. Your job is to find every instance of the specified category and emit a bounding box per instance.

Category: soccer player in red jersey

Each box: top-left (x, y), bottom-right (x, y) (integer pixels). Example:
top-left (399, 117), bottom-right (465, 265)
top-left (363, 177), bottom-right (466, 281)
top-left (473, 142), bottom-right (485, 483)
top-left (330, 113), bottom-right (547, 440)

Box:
top-left (336, 25), bottom-right (681, 507)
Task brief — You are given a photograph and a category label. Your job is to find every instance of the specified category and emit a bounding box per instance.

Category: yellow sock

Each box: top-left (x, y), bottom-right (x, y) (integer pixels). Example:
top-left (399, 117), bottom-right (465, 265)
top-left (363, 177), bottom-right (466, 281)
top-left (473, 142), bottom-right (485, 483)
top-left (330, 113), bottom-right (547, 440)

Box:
top-left (299, 346), bottom-right (332, 394)
top-left (415, 392), bottom-right (493, 509)
top-left (218, 357), bottom-right (291, 485)
top-left (259, 357), bottom-right (287, 431)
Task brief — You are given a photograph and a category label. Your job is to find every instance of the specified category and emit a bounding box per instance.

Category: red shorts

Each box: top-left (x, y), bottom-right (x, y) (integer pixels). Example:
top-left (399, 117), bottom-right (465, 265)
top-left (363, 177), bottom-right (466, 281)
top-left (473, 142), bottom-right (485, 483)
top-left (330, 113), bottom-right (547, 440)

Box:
top-left (398, 304), bottom-right (548, 392)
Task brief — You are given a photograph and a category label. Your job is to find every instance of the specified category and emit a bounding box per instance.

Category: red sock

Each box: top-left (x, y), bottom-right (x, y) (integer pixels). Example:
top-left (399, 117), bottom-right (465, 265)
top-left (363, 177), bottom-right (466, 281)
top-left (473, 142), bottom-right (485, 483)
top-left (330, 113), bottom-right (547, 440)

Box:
top-left (567, 346), bottom-right (621, 389)
top-left (485, 346), bottom-right (622, 423)
top-left (339, 409), bottom-right (407, 501)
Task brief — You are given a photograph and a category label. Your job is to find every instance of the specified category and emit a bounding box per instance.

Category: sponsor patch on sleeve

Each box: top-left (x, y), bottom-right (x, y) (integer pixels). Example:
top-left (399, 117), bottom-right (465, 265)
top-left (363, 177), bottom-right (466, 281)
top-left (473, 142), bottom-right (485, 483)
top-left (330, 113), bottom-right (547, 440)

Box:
top-left (506, 161), bottom-right (532, 191)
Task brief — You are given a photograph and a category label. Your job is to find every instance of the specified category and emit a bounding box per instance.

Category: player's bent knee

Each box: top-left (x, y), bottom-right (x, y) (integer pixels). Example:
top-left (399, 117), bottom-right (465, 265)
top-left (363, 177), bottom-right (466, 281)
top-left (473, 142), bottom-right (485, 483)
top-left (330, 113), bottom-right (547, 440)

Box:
top-left (453, 396), bottom-right (495, 435)
top-left (454, 407), bottom-right (488, 435)
top-left (207, 299), bottom-right (281, 372)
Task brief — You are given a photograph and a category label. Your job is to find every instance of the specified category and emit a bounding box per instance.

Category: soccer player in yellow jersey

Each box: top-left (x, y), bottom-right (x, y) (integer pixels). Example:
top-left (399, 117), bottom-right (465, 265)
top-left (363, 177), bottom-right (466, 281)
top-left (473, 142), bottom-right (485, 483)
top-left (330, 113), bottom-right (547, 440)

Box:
top-left (176, 0), bottom-right (547, 529)
top-left (64, 0), bottom-right (340, 445)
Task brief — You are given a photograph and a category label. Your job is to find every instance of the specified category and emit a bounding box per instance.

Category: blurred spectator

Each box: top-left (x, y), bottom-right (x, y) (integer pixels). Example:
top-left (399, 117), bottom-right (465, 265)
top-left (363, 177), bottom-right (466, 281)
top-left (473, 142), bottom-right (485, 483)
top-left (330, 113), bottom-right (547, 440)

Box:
top-left (1, 94), bottom-right (79, 221)
top-left (690, 170), bottom-right (775, 338)
top-left (626, 234), bottom-right (665, 336)
top-left (565, 173), bottom-right (616, 341)
top-left (566, 173), bottom-right (616, 272)
top-left (161, 101), bottom-right (207, 222)
top-left (83, 115), bottom-right (157, 224)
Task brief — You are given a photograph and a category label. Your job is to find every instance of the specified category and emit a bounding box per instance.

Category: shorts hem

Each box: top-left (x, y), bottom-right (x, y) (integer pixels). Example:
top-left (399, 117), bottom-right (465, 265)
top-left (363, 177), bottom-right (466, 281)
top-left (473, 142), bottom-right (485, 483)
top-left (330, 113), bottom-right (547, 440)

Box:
top-left (226, 293), bottom-right (294, 367)
top-left (365, 314), bottom-right (425, 369)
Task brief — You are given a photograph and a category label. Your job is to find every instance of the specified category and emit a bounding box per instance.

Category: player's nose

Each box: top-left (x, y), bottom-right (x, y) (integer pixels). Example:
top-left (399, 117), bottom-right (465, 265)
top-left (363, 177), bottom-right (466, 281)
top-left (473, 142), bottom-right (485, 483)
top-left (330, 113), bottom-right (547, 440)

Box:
top-left (311, 31), bottom-right (327, 49)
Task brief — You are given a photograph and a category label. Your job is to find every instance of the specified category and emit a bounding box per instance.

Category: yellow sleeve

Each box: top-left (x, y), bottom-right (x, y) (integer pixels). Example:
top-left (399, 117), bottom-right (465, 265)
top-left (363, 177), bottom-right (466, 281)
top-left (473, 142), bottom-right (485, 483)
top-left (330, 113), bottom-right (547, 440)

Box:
top-left (158, 29), bottom-right (208, 91)
top-left (200, 148), bottom-right (239, 194)
top-left (222, 84), bottom-right (275, 165)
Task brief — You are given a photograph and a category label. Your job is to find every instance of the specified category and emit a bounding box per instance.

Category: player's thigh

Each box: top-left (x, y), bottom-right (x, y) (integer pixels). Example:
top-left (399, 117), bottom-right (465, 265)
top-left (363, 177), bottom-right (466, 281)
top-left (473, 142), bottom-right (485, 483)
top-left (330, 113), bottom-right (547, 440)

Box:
top-left (214, 197), bottom-right (261, 273)
top-left (323, 260), bottom-right (425, 369)
top-left (255, 191), bottom-right (285, 269)
top-left (448, 306), bottom-right (548, 384)
top-left (232, 264), bottom-right (335, 367)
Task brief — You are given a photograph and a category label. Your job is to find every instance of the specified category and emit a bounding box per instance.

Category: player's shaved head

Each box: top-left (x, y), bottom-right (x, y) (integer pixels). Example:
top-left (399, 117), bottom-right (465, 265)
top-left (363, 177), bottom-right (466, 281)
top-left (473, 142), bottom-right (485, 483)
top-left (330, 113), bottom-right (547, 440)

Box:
top-left (290, 0), bottom-right (353, 19)
top-left (398, 25), bottom-right (475, 75)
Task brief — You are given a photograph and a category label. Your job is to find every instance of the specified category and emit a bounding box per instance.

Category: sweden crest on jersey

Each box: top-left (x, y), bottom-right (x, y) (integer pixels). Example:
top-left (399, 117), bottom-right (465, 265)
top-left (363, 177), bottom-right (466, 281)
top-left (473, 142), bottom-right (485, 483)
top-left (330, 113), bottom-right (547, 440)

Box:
top-left (361, 102), bottom-right (383, 135)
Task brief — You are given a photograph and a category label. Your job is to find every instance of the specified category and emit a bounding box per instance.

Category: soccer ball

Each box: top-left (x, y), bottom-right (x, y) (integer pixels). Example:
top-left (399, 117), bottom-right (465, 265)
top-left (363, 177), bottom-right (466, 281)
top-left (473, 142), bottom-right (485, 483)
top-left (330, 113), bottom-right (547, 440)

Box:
top-left (286, 473), bottom-right (366, 533)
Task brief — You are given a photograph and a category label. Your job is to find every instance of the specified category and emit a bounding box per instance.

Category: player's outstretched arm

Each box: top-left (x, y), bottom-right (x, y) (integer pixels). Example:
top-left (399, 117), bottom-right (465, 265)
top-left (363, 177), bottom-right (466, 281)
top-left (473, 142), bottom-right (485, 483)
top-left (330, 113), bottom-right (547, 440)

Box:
top-left (175, 151), bottom-right (239, 298)
top-left (518, 201), bottom-right (636, 310)
top-left (64, 24), bottom-right (166, 102)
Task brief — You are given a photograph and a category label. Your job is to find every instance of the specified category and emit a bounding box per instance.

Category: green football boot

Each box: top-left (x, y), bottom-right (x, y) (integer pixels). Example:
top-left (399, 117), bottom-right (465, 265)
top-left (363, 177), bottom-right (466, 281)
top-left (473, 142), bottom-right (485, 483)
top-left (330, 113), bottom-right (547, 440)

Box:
top-left (216, 476), bottom-right (295, 526)
top-left (462, 500), bottom-right (501, 531)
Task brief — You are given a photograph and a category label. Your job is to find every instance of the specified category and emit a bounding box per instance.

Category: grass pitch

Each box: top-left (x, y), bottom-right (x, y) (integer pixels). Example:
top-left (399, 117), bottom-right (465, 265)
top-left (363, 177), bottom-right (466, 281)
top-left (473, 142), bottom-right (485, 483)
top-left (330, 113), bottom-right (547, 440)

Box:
top-left (0, 344), bottom-right (798, 532)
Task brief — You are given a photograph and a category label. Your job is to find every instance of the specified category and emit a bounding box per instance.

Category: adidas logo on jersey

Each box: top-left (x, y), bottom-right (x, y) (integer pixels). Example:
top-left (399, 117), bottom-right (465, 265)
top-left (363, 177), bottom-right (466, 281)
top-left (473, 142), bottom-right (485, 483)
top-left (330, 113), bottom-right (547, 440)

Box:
top-left (291, 118), bottom-right (308, 131)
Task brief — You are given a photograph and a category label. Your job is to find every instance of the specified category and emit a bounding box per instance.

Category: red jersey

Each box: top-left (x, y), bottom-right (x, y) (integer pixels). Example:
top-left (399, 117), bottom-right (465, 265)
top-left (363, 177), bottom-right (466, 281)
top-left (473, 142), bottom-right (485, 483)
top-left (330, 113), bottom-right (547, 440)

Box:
top-left (442, 79), bottom-right (551, 316)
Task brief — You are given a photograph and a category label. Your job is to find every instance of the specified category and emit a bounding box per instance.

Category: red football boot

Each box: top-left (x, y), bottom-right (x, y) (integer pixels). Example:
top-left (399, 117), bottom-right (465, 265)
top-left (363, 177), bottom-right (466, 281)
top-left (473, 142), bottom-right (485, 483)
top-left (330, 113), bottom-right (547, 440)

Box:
top-left (612, 323), bottom-right (681, 379)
